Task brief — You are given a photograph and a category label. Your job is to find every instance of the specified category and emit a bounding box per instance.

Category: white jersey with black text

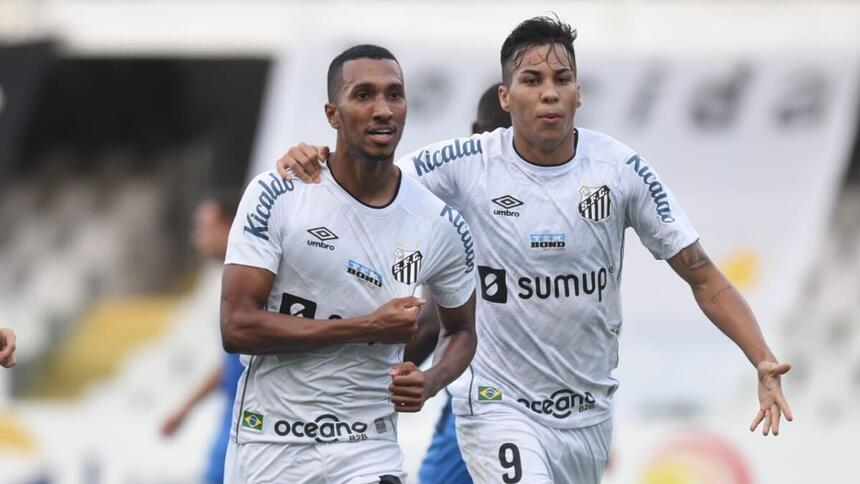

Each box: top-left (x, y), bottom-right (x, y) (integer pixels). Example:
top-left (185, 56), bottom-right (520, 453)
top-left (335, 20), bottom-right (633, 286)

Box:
top-left (396, 127), bottom-right (699, 429)
top-left (225, 167), bottom-right (476, 445)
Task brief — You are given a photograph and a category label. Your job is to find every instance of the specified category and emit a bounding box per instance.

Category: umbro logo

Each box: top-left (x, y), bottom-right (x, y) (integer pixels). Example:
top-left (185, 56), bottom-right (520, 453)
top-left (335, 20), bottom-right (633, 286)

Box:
top-left (491, 195), bottom-right (523, 217)
top-left (307, 226), bottom-right (337, 251)
top-left (492, 195), bottom-right (523, 209)
top-left (307, 227), bottom-right (338, 241)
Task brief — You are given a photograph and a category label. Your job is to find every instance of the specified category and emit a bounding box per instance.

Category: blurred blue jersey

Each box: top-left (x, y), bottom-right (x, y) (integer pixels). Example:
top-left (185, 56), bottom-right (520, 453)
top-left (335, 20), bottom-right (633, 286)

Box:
top-left (204, 352), bottom-right (245, 484)
top-left (418, 394), bottom-right (472, 484)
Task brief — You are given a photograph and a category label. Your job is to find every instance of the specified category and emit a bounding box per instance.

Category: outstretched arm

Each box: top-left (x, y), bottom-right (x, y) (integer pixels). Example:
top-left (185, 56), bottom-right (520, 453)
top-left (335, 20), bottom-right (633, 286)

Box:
top-left (160, 365), bottom-right (223, 437)
top-left (667, 241), bottom-right (793, 436)
top-left (220, 264), bottom-right (424, 354)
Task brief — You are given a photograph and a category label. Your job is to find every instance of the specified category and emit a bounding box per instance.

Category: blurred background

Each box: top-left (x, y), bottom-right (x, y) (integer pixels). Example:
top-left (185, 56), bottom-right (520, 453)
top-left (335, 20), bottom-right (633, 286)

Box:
top-left (1, 1), bottom-right (859, 483)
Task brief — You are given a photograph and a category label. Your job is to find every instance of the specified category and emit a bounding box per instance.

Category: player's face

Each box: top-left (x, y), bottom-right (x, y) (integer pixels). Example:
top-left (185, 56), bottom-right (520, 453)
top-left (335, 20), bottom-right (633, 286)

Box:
top-left (191, 201), bottom-right (229, 259)
top-left (327, 58), bottom-right (407, 161)
top-left (500, 43), bottom-right (581, 150)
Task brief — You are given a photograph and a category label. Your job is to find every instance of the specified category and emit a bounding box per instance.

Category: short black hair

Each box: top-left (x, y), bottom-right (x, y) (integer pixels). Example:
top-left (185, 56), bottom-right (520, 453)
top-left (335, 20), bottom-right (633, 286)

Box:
top-left (473, 83), bottom-right (511, 134)
top-left (500, 15), bottom-right (578, 85)
top-left (327, 44), bottom-right (399, 102)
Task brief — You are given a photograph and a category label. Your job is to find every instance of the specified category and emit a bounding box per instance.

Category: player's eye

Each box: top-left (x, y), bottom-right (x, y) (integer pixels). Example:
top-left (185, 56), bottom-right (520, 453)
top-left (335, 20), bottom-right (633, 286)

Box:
top-left (356, 90), bottom-right (372, 100)
top-left (389, 90), bottom-right (403, 101)
top-left (558, 76), bottom-right (573, 84)
top-left (523, 77), bottom-right (539, 86)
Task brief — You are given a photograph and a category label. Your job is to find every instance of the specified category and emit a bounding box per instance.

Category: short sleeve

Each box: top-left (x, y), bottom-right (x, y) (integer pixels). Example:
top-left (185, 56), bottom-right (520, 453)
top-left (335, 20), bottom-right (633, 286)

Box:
top-left (396, 133), bottom-right (487, 215)
top-left (422, 204), bottom-right (477, 308)
top-left (622, 154), bottom-right (699, 260)
top-left (225, 171), bottom-right (293, 273)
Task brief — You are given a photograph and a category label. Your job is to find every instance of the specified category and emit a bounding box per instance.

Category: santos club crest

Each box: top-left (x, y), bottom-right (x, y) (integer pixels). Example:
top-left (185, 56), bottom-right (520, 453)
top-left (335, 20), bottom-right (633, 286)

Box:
top-left (392, 249), bottom-right (423, 285)
top-left (578, 185), bottom-right (612, 222)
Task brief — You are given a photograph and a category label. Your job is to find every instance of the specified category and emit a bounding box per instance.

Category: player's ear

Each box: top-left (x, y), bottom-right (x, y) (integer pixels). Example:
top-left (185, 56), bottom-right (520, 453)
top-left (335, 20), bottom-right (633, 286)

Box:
top-left (498, 84), bottom-right (511, 112)
top-left (325, 102), bottom-right (340, 129)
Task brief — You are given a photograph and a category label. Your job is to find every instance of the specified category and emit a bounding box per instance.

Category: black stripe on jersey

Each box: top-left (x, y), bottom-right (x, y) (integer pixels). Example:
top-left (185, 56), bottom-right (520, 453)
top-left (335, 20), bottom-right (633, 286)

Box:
top-left (467, 364), bottom-right (475, 416)
top-left (234, 355), bottom-right (255, 443)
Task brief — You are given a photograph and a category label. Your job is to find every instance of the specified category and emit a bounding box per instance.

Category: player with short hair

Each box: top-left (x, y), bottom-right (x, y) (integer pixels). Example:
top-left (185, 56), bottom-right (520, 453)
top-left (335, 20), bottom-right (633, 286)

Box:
top-left (277, 16), bottom-right (792, 484)
top-left (160, 193), bottom-right (242, 484)
top-left (221, 44), bottom-right (477, 484)
top-left (410, 83), bottom-right (511, 484)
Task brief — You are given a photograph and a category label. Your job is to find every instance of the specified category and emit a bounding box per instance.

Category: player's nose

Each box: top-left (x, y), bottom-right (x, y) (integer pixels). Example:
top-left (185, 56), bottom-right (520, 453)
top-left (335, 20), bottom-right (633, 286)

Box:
top-left (372, 98), bottom-right (394, 120)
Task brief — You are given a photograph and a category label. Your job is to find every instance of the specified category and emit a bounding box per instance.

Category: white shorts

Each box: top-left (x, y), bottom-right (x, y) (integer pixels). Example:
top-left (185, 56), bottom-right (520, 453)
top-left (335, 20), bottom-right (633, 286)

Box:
top-left (224, 438), bottom-right (405, 484)
top-left (456, 404), bottom-right (612, 484)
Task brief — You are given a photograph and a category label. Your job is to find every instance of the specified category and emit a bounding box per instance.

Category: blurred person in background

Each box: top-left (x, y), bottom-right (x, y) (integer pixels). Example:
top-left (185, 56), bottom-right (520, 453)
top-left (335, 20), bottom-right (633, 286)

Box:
top-left (407, 83), bottom-right (510, 484)
top-left (220, 44), bottom-right (476, 484)
top-left (160, 193), bottom-right (241, 484)
top-left (277, 15), bottom-right (792, 484)
top-left (0, 328), bottom-right (16, 368)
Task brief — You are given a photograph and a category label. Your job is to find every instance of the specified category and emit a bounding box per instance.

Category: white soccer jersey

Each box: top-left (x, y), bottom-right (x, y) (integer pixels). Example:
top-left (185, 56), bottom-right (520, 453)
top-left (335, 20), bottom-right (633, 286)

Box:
top-left (225, 168), bottom-right (475, 445)
top-left (397, 127), bottom-right (699, 429)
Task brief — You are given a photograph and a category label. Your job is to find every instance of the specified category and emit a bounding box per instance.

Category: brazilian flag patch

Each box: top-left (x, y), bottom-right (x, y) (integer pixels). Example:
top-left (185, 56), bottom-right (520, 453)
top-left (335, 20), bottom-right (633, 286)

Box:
top-left (241, 410), bottom-right (264, 431)
top-left (478, 386), bottom-right (502, 401)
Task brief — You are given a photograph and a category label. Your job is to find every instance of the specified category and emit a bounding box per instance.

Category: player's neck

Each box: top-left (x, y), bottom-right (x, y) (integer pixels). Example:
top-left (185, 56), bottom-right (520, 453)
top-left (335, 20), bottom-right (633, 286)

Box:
top-left (328, 148), bottom-right (400, 208)
top-left (512, 128), bottom-right (577, 167)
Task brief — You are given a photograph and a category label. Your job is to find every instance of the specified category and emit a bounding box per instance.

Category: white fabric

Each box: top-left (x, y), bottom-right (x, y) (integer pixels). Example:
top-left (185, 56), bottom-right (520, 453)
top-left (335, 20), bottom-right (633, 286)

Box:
top-left (224, 168), bottom-right (476, 446)
top-left (397, 127), bottom-right (699, 429)
top-left (224, 437), bottom-right (405, 484)
top-left (456, 403), bottom-right (613, 484)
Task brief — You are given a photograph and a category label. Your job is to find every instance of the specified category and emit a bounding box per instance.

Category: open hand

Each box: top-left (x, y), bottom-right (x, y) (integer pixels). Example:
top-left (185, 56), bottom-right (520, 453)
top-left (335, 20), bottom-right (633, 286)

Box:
top-left (750, 361), bottom-right (793, 436)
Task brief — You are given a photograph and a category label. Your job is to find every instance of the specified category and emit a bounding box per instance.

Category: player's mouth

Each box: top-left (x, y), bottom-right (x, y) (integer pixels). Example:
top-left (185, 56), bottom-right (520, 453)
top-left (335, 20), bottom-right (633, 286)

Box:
top-left (537, 112), bottom-right (564, 124)
top-left (367, 126), bottom-right (397, 144)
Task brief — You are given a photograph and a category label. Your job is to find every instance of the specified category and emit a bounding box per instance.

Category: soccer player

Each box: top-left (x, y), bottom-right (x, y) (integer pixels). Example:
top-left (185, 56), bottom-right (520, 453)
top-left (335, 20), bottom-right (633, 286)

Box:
top-left (220, 45), bottom-right (477, 484)
top-left (276, 16), bottom-right (792, 484)
top-left (160, 194), bottom-right (243, 484)
top-left (408, 83), bottom-right (510, 484)
top-left (0, 327), bottom-right (15, 368)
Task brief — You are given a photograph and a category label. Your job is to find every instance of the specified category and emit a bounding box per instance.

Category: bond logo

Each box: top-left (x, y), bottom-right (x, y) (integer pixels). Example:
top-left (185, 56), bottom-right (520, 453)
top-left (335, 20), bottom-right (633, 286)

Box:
top-left (578, 185), bottom-right (612, 222)
top-left (278, 292), bottom-right (317, 318)
top-left (273, 414), bottom-right (370, 443)
top-left (517, 389), bottom-right (596, 419)
top-left (478, 266), bottom-right (508, 304)
top-left (392, 249), bottom-right (423, 285)
top-left (347, 259), bottom-right (383, 288)
top-left (306, 226), bottom-right (338, 250)
top-left (530, 233), bottom-right (566, 250)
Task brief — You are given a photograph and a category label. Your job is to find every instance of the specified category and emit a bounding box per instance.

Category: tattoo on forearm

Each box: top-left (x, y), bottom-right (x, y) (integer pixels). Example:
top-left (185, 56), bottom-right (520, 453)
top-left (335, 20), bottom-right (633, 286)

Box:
top-left (709, 285), bottom-right (733, 305)
top-left (680, 244), bottom-right (712, 270)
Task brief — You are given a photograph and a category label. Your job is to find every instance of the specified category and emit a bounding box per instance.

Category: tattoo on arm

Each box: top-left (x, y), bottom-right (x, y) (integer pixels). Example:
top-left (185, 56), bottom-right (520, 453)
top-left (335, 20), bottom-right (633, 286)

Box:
top-left (680, 243), bottom-right (712, 271)
top-left (709, 285), bottom-right (733, 305)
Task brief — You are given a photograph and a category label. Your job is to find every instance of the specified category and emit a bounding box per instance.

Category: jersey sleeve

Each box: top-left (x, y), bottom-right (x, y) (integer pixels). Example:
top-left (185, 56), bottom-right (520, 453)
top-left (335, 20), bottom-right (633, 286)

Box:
top-left (225, 171), bottom-right (294, 273)
top-left (422, 203), bottom-right (477, 308)
top-left (395, 133), bottom-right (487, 214)
top-left (622, 154), bottom-right (699, 260)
